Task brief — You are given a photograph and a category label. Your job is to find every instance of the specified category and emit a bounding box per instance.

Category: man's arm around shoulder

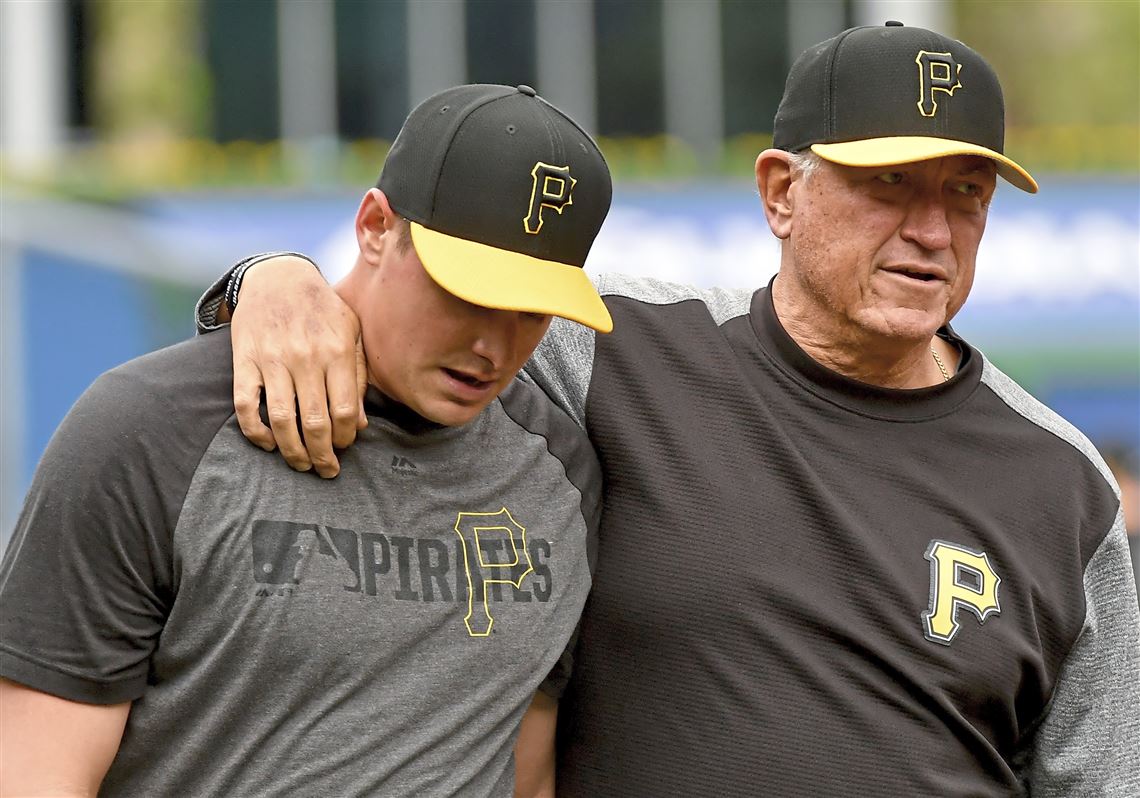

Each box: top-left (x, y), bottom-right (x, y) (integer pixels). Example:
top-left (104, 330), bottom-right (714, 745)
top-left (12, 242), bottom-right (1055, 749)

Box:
top-left (0, 678), bottom-right (129, 797)
top-left (195, 254), bottom-right (367, 478)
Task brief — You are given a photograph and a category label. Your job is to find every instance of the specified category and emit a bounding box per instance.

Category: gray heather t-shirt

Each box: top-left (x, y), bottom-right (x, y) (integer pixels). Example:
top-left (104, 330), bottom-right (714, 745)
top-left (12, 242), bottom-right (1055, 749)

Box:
top-left (0, 329), bottom-right (601, 797)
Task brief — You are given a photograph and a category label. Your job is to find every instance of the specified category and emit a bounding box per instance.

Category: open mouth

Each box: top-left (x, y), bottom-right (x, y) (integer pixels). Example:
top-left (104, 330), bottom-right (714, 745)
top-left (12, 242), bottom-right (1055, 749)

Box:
top-left (444, 368), bottom-right (491, 388)
top-left (896, 269), bottom-right (938, 282)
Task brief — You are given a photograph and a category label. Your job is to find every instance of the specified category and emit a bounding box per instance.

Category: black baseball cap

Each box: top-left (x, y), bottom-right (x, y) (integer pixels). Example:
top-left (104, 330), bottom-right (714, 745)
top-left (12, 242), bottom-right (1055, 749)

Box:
top-left (773, 21), bottom-right (1037, 193)
top-left (378, 83), bottom-right (614, 332)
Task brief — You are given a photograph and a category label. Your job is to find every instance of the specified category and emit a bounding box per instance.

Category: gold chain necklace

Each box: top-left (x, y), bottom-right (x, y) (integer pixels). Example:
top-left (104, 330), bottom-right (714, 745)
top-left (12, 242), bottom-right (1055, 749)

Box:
top-left (931, 346), bottom-right (951, 382)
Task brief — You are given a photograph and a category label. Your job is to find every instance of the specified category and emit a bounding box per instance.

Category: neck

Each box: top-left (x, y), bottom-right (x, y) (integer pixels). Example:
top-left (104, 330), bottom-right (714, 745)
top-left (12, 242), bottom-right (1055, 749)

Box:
top-left (334, 271), bottom-right (382, 392)
top-left (771, 276), bottom-right (953, 389)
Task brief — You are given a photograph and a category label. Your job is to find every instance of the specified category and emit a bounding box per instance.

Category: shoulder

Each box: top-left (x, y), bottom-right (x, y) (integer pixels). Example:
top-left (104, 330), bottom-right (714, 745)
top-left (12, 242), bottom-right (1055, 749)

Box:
top-left (104, 327), bottom-right (235, 404)
top-left (975, 353), bottom-right (1122, 568)
top-left (496, 372), bottom-right (593, 452)
top-left (978, 355), bottom-right (1117, 494)
top-left (495, 373), bottom-right (603, 538)
top-left (594, 272), bottom-right (753, 325)
top-left (527, 275), bottom-right (756, 426)
top-left (495, 373), bottom-right (600, 492)
top-left (39, 331), bottom-right (237, 488)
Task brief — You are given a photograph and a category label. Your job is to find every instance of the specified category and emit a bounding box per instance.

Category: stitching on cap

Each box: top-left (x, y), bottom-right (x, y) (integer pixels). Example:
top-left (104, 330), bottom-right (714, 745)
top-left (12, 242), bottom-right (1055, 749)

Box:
top-left (826, 26), bottom-right (870, 142)
top-left (541, 97), bottom-right (603, 161)
top-left (540, 102), bottom-right (563, 164)
top-left (824, 30), bottom-right (848, 140)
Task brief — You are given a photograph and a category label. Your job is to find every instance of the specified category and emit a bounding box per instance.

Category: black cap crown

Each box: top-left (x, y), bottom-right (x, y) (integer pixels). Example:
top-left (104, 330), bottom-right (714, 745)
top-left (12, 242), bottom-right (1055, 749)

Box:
top-left (774, 22), bottom-right (1036, 192)
top-left (377, 84), bottom-right (614, 331)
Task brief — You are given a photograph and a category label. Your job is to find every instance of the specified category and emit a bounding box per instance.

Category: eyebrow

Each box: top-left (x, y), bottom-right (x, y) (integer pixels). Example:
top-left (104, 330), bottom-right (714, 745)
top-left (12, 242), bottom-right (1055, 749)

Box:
top-left (958, 157), bottom-right (997, 175)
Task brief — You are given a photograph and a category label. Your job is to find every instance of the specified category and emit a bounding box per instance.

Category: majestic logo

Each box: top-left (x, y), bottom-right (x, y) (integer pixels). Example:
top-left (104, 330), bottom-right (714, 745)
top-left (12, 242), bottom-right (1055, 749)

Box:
top-left (915, 50), bottom-right (962, 117)
top-left (391, 455), bottom-right (418, 475)
top-left (921, 539), bottom-right (1001, 645)
top-left (524, 162), bottom-right (576, 234)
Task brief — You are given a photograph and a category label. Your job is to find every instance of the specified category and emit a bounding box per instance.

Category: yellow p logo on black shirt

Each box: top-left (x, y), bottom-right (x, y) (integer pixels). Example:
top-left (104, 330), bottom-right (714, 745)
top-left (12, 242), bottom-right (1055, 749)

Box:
top-left (922, 539), bottom-right (1001, 645)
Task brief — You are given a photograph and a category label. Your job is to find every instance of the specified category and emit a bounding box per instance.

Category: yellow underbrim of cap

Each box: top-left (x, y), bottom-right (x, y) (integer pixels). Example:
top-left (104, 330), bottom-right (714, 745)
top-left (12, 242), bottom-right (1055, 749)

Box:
top-left (811, 137), bottom-right (1038, 194)
top-left (410, 222), bottom-right (613, 333)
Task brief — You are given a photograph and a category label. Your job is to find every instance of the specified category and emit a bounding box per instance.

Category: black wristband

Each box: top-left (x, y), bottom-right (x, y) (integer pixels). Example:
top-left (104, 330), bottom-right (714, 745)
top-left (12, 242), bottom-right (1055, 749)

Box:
top-left (223, 251), bottom-right (319, 314)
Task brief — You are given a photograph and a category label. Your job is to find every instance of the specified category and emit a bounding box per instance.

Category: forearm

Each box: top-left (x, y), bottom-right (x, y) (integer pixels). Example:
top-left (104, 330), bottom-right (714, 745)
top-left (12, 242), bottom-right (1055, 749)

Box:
top-left (191, 250), bottom-right (365, 477)
top-left (0, 678), bottom-right (130, 797)
top-left (514, 690), bottom-right (558, 798)
top-left (195, 252), bottom-right (323, 332)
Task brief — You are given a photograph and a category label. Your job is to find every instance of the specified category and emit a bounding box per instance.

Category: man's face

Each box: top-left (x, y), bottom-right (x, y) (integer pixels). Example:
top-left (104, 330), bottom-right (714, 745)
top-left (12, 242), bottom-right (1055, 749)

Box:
top-left (359, 235), bottom-right (552, 427)
top-left (784, 154), bottom-right (996, 344)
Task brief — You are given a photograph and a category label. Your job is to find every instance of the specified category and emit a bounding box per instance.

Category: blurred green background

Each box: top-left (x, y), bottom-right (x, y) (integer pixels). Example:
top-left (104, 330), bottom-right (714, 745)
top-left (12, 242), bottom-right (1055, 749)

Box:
top-left (3, 0), bottom-right (1138, 190)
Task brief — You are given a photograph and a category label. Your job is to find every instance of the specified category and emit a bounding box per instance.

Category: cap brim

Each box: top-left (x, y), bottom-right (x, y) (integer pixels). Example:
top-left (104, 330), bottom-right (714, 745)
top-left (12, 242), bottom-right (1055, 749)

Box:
top-left (410, 222), bottom-right (613, 333)
top-left (811, 137), bottom-right (1038, 193)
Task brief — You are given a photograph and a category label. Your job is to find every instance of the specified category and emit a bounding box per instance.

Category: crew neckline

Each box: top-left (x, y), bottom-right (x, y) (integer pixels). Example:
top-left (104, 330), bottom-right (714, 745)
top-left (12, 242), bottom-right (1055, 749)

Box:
top-left (364, 386), bottom-right (447, 435)
top-left (749, 278), bottom-right (979, 421)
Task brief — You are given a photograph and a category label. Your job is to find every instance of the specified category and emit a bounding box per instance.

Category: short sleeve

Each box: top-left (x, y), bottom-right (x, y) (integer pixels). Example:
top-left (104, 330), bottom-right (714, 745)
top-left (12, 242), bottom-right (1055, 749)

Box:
top-left (0, 334), bottom-right (237, 703)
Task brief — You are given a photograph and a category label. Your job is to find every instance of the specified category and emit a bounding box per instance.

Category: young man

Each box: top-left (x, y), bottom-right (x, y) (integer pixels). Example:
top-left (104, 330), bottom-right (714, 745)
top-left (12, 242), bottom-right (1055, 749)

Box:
top-left (169, 23), bottom-right (1140, 797)
top-left (0, 84), bottom-right (612, 797)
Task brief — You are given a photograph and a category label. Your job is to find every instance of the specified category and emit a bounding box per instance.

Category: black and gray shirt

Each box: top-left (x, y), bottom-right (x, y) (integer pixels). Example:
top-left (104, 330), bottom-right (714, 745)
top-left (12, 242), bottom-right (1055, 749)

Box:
top-left (0, 329), bottom-right (600, 797)
top-left (529, 274), bottom-right (1140, 797)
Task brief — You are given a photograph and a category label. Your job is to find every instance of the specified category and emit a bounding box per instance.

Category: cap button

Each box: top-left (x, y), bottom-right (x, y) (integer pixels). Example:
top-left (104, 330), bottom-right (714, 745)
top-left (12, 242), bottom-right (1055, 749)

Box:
top-left (517, 84), bottom-right (537, 97)
top-left (885, 20), bottom-right (904, 26)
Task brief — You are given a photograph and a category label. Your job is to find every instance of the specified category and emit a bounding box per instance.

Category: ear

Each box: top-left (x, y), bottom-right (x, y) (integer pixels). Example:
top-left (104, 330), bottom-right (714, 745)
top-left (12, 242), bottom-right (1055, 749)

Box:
top-left (355, 188), bottom-right (401, 263)
top-left (755, 149), bottom-right (796, 241)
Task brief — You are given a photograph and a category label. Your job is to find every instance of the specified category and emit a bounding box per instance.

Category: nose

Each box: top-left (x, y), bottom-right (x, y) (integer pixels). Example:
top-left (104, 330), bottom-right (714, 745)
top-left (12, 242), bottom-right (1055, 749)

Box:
top-left (899, 191), bottom-right (952, 252)
top-left (470, 308), bottom-right (523, 367)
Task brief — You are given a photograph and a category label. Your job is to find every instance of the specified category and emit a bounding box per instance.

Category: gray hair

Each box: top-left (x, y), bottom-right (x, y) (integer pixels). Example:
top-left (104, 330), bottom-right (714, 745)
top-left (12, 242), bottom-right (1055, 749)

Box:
top-left (787, 149), bottom-right (825, 182)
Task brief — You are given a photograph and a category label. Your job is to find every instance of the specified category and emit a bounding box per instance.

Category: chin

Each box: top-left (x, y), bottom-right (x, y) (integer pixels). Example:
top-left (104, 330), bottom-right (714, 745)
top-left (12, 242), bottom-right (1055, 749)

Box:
top-left (867, 306), bottom-right (947, 341)
top-left (421, 401), bottom-right (486, 428)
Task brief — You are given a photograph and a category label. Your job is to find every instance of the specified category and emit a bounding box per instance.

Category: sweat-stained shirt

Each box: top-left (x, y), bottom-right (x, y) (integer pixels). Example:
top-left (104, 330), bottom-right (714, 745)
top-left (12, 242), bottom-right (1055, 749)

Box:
top-left (0, 327), bottom-right (600, 797)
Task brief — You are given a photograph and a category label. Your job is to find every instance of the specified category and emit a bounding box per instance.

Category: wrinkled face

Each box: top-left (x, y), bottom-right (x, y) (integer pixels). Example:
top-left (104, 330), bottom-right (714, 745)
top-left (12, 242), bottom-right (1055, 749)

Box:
top-left (359, 237), bottom-right (552, 427)
top-left (786, 154), bottom-right (996, 343)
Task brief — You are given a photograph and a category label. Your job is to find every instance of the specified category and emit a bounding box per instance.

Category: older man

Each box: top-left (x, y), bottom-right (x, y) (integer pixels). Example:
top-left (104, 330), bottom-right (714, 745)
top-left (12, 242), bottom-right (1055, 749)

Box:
top-left (174, 23), bottom-right (1139, 797)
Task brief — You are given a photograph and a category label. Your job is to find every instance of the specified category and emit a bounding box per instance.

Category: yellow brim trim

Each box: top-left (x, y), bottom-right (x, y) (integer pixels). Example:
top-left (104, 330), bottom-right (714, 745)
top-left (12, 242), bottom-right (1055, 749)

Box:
top-left (410, 223), bottom-right (613, 333)
top-left (812, 137), bottom-right (1038, 193)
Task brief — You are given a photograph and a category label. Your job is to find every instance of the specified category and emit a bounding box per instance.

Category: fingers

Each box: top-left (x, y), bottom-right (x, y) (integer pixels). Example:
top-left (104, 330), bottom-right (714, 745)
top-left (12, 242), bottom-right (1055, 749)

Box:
top-left (261, 362), bottom-right (313, 473)
top-left (327, 339), bottom-right (365, 451)
top-left (355, 338), bottom-right (369, 431)
top-left (225, 256), bottom-right (365, 478)
top-left (232, 358), bottom-right (276, 452)
top-left (293, 365), bottom-right (340, 479)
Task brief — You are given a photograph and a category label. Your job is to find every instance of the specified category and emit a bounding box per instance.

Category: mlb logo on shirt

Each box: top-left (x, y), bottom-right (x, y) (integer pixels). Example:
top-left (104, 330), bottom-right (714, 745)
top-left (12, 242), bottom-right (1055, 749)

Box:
top-left (251, 520), bottom-right (361, 590)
